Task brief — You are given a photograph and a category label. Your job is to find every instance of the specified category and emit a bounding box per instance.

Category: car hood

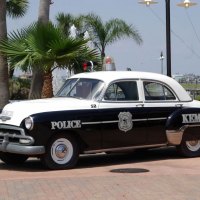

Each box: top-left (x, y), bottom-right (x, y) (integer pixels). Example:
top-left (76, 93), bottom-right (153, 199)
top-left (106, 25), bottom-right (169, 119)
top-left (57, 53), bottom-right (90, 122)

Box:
top-left (0, 97), bottom-right (97, 126)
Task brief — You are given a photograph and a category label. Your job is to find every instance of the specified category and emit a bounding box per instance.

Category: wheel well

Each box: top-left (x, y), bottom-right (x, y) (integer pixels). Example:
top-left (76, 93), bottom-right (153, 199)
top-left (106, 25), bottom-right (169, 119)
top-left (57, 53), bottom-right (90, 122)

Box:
top-left (167, 125), bottom-right (200, 145)
top-left (182, 126), bottom-right (200, 141)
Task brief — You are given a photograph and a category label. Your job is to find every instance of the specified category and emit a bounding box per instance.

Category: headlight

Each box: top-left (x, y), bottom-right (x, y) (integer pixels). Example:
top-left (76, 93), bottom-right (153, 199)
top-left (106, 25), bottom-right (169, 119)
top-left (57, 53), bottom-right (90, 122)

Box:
top-left (24, 117), bottom-right (34, 130)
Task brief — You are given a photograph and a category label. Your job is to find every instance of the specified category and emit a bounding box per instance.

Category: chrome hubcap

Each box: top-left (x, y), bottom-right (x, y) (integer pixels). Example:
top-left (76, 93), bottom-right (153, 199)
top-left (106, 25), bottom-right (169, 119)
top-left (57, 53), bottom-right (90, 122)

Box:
top-left (55, 144), bottom-right (68, 159)
top-left (51, 138), bottom-right (73, 164)
top-left (186, 140), bottom-right (200, 152)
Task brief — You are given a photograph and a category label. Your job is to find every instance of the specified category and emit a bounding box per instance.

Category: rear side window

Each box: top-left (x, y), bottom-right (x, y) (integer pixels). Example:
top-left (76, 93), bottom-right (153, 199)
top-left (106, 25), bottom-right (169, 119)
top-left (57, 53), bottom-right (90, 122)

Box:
top-left (144, 81), bottom-right (176, 101)
top-left (104, 81), bottom-right (138, 101)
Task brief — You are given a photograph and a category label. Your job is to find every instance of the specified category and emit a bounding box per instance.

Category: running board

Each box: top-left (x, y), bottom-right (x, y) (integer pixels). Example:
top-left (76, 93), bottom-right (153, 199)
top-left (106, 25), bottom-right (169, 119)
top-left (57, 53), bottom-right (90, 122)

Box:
top-left (84, 143), bottom-right (167, 154)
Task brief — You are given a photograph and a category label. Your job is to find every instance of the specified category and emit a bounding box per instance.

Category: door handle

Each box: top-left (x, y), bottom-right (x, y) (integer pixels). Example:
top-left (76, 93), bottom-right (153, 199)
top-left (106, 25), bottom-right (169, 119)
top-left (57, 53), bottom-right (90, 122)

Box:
top-left (175, 104), bottom-right (183, 107)
top-left (136, 104), bottom-right (144, 107)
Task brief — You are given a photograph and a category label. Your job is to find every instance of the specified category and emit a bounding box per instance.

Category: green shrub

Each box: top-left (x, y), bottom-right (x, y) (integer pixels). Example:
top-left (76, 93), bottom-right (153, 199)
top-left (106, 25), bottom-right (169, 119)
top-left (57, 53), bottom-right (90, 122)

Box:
top-left (9, 77), bottom-right (30, 100)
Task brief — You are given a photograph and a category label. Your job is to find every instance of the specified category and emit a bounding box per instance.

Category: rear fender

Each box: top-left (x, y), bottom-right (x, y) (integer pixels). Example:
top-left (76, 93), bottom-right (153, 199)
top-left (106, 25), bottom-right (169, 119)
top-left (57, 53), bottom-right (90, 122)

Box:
top-left (166, 108), bottom-right (200, 145)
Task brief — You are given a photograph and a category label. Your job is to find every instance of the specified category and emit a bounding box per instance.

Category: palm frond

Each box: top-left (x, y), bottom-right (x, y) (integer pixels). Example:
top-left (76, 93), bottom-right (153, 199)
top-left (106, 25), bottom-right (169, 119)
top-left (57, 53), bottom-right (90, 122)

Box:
top-left (81, 13), bottom-right (143, 59)
top-left (0, 22), bottom-right (101, 73)
top-left (6, 0), bottom-right (29, 18)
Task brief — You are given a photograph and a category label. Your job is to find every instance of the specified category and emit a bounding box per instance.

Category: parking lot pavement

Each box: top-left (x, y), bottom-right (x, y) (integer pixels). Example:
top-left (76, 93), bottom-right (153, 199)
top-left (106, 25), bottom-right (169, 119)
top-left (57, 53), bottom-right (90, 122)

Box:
top-left (0, 147), bottom-right (200, 200)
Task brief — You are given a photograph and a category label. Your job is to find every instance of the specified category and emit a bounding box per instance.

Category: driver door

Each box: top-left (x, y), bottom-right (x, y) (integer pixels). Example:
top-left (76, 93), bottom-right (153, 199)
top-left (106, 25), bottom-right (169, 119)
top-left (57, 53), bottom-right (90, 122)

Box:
top-left (98, 80), bottom-right (147, 149)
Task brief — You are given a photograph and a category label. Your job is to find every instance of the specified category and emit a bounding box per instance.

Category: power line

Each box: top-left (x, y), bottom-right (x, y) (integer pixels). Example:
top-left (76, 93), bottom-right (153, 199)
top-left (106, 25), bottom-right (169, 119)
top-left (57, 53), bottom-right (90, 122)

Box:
top-left (148, 7), bottom-right (200, 59)
top-left (184, 9), bottom-right (200, 45)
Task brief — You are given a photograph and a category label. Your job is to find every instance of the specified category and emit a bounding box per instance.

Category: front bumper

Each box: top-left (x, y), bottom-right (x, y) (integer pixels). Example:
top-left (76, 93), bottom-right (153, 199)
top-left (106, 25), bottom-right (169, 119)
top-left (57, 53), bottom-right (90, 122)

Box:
top-left (0, 124), bottom-right (45, 155)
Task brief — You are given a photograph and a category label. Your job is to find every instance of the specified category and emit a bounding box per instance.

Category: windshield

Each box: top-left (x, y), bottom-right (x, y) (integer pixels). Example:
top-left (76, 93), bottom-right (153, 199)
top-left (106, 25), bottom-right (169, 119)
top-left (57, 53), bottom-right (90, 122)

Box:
top-left (56, 78), bottom-right (104, 100)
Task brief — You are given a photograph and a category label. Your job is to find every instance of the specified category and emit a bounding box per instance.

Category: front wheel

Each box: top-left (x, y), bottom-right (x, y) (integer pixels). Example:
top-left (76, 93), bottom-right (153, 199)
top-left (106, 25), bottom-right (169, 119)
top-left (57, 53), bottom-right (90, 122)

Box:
top-left (177, 137), bottom-right (200, 157)
top-left (41, 134), bottom-right (79, 170)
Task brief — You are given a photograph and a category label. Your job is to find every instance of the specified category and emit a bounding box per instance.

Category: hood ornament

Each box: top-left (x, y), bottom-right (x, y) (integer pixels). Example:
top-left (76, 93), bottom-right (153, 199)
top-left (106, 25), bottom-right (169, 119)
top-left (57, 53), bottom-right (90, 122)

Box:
top-left (0, 115), bottom-right (11, 122)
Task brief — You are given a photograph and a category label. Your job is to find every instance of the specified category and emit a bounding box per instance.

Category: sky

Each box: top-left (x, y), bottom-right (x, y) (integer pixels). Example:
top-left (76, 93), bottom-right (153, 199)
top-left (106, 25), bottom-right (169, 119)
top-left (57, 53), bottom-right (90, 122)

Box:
top-left (7, 0), bottom-right (200, 75)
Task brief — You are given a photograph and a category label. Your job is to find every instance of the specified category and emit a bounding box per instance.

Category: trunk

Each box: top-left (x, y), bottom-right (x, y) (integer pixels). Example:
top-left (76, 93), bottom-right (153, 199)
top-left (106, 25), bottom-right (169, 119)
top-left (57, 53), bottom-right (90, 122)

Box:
top-left (29, 0), bottom-right (51, 99)
top-left (38, 0), bottom-right (51, 23)
top-left (28, 68), bottom-right (44, 99)
top-left (0, 0), bottom-right (10, 109)
top-left (41, 71), bottom-right (53, 98)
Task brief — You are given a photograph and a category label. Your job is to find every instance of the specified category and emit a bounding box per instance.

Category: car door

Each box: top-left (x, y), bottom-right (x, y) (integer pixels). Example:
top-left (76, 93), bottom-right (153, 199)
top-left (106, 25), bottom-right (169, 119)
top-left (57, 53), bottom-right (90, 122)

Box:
top-left (142, 80), bottom-right (183, 145)
top-left (98, 79), bottom-right (148, 149)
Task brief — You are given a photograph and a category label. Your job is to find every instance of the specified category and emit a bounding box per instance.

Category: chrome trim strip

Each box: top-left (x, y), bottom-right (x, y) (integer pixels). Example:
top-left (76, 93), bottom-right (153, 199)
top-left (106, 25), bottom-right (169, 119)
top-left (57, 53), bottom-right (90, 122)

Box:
top-left (82, 120), bottom-right (118, 125)
top-left (82, 117), bottom-right (167, 125)
top-left (84, 143), bottom-right (167, 154)
top-left (132, 119), bottom-right (147, 122)
top-left (102, 120), bottom-right (118, 124)
top-left (148, 117), bottom-right (167, 121)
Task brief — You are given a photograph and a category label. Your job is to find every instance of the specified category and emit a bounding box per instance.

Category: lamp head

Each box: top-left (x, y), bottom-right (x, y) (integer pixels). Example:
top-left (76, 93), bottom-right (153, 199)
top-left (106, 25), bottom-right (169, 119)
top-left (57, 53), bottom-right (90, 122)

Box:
top-left (177, 0), bottom-right (197, 8)
top-left (138, 0), bottom-right (158, 6)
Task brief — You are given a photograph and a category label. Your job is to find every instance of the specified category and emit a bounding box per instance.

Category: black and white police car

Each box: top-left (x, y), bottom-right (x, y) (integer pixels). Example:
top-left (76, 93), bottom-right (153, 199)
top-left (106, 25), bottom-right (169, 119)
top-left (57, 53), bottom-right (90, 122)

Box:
top-left (1, 71), bottom-right (200, 170)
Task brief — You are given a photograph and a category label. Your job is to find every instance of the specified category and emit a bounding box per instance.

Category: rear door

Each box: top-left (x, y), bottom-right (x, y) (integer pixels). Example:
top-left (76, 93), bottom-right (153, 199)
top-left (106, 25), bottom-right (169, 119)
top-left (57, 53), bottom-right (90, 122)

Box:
top-left (142, 80), bottom-right (183, 144)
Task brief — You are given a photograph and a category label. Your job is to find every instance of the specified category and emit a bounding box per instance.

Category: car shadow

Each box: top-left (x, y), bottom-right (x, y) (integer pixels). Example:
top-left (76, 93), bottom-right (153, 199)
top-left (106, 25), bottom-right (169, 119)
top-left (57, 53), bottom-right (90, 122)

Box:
top-left (0, 147), bottom-right (183, 172)
top-left (76, 146), bottom-right (181, 169)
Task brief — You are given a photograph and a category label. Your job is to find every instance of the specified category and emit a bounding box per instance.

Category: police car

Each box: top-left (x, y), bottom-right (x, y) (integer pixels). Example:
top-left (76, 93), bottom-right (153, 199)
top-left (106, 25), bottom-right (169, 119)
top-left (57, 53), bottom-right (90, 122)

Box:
top-left (0, 71), bottom-right (200, 170)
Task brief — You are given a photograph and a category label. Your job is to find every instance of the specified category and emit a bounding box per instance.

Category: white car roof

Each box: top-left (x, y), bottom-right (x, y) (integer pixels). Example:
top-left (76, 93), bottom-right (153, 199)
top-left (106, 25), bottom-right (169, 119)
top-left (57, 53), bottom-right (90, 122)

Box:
top-left (71, 71), bottom-right (192, 102)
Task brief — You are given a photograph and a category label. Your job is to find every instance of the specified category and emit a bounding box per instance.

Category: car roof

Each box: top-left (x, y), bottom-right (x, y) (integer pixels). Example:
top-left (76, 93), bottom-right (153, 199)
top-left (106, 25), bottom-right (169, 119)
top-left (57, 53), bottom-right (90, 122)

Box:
top-left (71, 71), bottom-right (171, 82)
top-left (70, 71), bottom-right (192, 101)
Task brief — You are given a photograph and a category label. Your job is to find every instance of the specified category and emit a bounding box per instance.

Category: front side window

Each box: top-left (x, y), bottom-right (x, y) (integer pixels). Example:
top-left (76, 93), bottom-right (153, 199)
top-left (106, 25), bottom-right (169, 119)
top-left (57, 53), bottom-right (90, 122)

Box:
top-left (144, 81), bottom-right (176, 101)
top-left (104, 81), bottom-right (138, 101)
top-left (56, 78), bottom-right (104, 100)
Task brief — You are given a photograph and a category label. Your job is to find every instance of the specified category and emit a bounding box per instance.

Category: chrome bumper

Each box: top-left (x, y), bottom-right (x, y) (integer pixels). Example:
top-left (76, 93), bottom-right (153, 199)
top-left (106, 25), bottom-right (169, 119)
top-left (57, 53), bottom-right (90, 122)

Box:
top-left (0, 124), bottom-right (45, 155)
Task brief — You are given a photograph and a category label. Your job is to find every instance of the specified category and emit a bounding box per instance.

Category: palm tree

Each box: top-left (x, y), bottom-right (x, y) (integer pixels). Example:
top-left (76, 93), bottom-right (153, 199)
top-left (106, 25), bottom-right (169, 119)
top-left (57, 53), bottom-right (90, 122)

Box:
top-left (29, 0), bottom-right (51, 99)
top-left (0, 0), bottom-right (28, 109)
top-left (82, 13), bottom-right (143, 61)
top-left (56, 13), bottom-right (98, 74)
top-left (56, 13), bottom-right (86, 38)
top-left (0, 23), bottom-right (100, 98)
top-left (0, 0), bottom-right (9, 110)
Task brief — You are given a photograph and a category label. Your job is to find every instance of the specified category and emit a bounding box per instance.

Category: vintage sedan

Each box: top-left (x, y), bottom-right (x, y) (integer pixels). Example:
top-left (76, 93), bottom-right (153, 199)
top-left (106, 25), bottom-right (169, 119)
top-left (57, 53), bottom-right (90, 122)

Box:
top-left (0, 71), bottom-right (200, 170)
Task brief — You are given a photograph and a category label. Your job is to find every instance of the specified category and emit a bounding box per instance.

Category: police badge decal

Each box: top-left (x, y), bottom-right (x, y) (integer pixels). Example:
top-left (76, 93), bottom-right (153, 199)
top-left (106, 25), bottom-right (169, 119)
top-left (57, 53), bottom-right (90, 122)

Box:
top-left (118, 112), bottom-right (133, 132)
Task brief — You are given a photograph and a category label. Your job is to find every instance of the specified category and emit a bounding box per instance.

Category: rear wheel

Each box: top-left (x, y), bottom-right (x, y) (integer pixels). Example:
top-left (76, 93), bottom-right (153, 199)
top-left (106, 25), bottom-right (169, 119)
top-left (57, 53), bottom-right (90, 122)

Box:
top-left (41, 134), bottom-right (79, 170)
top-left (177, 137), bottom-right (200, 157)
top-left (0, 152), bottom-right (28, 165)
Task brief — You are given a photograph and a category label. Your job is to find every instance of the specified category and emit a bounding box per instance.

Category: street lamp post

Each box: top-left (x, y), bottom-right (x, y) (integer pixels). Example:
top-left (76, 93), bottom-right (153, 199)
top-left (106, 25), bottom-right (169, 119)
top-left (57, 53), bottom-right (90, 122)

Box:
top-left (138, 0), bottom-right (197, 77)
top-left (160, 51), bottom-right (164, 74)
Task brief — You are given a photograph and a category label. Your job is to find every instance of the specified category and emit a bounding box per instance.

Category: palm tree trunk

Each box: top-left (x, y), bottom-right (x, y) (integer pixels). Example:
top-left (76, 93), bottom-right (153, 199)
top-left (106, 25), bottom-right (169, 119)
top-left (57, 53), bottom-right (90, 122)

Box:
top-left (38, 0), bottom-right (51, 23)
top-left (0, 0), bottom-right (10, 109)
top-left (29, 0), bottom-right (51, 99)
top-left (42, 71), bottom-right (53, 98)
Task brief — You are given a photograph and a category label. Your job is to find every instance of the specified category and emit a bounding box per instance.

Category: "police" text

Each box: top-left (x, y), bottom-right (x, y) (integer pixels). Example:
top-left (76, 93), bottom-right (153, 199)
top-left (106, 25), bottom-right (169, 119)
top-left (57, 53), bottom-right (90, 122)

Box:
top-left (51, 120), bottom-right (81, 130)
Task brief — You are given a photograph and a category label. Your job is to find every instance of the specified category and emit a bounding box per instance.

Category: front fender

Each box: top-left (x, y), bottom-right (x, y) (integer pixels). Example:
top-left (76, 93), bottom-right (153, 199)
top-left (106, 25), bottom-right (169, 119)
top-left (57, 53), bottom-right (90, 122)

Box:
top-left (166, 108), bottom-right (200, 145)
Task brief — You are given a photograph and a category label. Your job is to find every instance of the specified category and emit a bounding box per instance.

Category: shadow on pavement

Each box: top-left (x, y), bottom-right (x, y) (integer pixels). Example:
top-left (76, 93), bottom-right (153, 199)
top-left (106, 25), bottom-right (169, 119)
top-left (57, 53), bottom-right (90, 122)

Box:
top-left (76, 146), bottom-right (181, 169)
top-left (0, 146), bottom-right (182, 172)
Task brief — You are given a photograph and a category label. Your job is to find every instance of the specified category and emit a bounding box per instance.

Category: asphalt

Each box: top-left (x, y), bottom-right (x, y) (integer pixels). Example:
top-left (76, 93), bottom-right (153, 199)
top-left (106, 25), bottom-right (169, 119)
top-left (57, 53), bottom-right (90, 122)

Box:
top-left (0, 147), bottom-right (200, 200)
